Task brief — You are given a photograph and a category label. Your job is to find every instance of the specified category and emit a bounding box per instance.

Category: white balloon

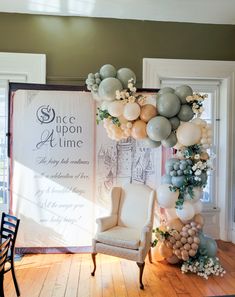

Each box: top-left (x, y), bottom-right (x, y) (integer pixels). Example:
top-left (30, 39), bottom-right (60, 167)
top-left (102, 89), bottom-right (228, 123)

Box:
top-left (100, 101), bottom-right (110, 111)
top-left (184, 187), bottom-right (203, 201)
top-left (123, 102), bottom-right (140, 121)
top-left (193, 200), bottom-right (203, 214)
top-left (157, 184), bottom-right (179, 208)
top-left (176, 122), bottom-right (201, 146)
top-left (176, 201), bottom-right (195, 221)
top-left (165, 208), bottom-right (178, 220)
top-left (108, 100), bottom-right (124, 117)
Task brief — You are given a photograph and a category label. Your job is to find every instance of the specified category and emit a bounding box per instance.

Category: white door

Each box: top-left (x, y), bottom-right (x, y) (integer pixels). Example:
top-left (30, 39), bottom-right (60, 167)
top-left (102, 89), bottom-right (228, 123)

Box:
top-left (0, 52), bottom-right (46, 213)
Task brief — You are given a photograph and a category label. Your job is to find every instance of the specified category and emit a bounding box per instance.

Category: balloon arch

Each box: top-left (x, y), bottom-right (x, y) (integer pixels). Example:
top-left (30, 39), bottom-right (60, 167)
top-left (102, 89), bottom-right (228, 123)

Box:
top-left (86, 64), bottom-right (225, 278)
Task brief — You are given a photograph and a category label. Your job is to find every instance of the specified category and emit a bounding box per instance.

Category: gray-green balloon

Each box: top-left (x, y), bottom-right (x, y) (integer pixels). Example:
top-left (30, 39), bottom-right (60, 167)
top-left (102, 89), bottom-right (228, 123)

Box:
top-left (199, 172), bottom-right (208, 185)
top-left (161, 132), bottom-right (177, 148)
top-left (116, 68), bottom-right (136, 88)
top-left (140, 137), bottom-right (161, 148)
top-left (177, 104), bottom-right (194, 122)
top-left (159, 87), bottom-right (175, 95)
top-left (157, 93), bottom-right (181, 118)
top-left (98, 77), bottom-right (123, 101)
top-left (205, 237), bottom-right (217, 257)
top-left (146, 116), bottom-right (171, 141)
top-left (171, 175), bottom-right (185, 187)
top-left (161, 174), bottom-right (172, 184)
top-left (175, 85), bottom-right (193, 104)
top-left (99, 64), bottom-right (117, 79)
top-left (169, 117), bottom-right (180, 130)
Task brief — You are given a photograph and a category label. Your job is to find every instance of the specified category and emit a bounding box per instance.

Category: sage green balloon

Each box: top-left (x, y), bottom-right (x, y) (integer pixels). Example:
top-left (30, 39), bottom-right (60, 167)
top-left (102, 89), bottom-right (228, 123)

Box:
top-left (199, 232), bottom-right (207, 248)
top-left (171, 175), bottom-right (185, 188)
top-left (161, 132), bottom-right (177, 148)
top-left (99, 64), bottom-right (117, 79)
top-left (175, 85), bottom-right (193, 104)
top-left (177, 104), bottom-right (194, 122)
top-left (140, 137), bottom-right (161, 148)
top-left (199, 172), bottom-right (208, 185)
top-left (146, 116), bottom-right (171, 141)
top-left (169, 117), bottom-right (180, 130)
top-left (116, 68), bottom-right (136, 88)
top-left (161, 174), bottom-right (172, 184)
top-left (98, 77), bottom-right (123, 101)
top-left (157, 93), bottom-right (181, 118)
top-left (159, 87), bottom-right (175, 94)
top-left (205, 237), bottom-right (217, 257)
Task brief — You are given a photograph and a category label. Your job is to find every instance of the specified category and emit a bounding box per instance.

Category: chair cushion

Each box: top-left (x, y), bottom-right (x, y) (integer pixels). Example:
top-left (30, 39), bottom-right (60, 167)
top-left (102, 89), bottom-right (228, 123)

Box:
top-left (96, 226), bottom-right (140, 250)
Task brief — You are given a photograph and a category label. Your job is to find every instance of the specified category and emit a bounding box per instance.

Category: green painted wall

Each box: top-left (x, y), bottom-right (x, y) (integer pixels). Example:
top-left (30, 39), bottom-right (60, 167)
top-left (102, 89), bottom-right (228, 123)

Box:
top-left (0, 12), bottom-right (235, 85)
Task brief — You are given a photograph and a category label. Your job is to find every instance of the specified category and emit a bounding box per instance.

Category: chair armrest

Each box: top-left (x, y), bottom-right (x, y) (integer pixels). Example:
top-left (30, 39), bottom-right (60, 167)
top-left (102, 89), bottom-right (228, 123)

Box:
top-left (96, 214), bottom-right (117, 232)
top-left (140, 223), bottom-right (152, 245)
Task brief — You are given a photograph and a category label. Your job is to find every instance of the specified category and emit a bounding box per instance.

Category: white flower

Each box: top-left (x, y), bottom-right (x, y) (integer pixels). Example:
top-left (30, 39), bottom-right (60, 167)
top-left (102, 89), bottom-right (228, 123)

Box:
top-left (195, 169), bottom-right (202, 176)
top-left (194, 154), bottom-right (200, 159)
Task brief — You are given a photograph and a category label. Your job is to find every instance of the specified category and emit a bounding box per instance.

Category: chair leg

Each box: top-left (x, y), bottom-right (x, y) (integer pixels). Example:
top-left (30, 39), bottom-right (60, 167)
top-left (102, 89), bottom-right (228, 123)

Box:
top-left (148, 248), bottom-right (152, 263)
top-left (11, 263), bottom-right (20, 296)
top-left (91, 253), bottom-right (97, 276)
top-left (0, 275), bottom-right (5, 297)
top-left (137, 262), bottom-right (145, 290)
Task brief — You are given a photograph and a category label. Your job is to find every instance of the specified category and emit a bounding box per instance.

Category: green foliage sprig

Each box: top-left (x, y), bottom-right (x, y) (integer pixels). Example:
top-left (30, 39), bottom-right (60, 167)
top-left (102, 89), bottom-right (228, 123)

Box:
top-left (96, 108), bottom-right (120, 126)
top-left (152, 227), bottom-right (170, 247)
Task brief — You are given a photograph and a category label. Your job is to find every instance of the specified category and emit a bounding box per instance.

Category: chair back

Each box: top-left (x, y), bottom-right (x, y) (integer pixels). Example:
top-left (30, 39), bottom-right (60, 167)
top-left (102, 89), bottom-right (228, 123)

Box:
top-left (0, 236), bottom-right (11, 274)
top-left (117, 184), bottom-right (155, 230)
top-left (0, 213), bottom-right (20, 258)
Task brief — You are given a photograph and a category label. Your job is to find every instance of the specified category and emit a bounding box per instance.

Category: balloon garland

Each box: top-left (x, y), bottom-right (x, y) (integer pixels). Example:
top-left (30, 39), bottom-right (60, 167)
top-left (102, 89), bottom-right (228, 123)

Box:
top-left (86, 64), bottom-right (225, 278)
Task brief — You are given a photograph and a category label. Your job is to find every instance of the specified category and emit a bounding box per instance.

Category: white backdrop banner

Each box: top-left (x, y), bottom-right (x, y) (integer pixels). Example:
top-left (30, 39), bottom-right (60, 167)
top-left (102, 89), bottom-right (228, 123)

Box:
top-left (11, 88), bottom-right (161, 249)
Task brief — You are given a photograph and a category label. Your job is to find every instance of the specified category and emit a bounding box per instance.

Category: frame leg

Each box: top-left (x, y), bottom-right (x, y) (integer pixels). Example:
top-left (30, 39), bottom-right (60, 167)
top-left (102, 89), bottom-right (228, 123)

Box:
top-left (0, 275), bottom-right (5, 297)
top-left (91, 253), bottom-right (97, 276)
top-left (148, 248), bottom-right (152, 263)
top-left (11, 262), bottom-right (20, 296)
top-left (137, 262), bottom-right (145, 290)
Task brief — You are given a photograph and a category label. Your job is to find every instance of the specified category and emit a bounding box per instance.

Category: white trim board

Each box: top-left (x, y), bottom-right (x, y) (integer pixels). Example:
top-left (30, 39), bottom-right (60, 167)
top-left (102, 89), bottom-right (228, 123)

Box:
top-left (143, 58), bottom-right (235, 242)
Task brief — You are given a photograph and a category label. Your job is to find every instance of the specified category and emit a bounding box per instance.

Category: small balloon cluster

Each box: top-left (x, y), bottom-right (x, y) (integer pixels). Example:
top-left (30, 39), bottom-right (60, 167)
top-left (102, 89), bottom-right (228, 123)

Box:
top-left (86, 64), bottom-right (207, 147)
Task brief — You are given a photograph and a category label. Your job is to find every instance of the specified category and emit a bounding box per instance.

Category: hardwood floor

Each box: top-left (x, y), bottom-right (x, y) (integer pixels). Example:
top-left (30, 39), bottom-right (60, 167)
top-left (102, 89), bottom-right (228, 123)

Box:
top-left (4, 241), bottom-right (235, 297)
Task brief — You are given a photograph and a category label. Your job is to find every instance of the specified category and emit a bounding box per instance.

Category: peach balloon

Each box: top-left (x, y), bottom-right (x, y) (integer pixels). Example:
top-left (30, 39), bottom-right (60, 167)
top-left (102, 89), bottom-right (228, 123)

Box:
top-left (167, 218), bottom-right (184, 232)
top-left (194, 214), bottom-right (204, 227)
top-left (166, 254), bottom-right (181, 264)
top-left (131, 120), bottom-right (147, 140)
top-left (140, 104), bottom-right (158, 122)
top-left (159, 242), bottom-right (173, 258)
top-left (152, 241), bottom-right (165, 262)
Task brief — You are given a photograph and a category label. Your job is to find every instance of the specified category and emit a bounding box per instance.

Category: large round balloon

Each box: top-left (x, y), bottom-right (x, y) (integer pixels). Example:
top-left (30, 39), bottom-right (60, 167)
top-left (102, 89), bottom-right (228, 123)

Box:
top-left (159, 87), bottom-right (175, 95)
top-left (175, 85), bottom-right (193, 104)
top-left (167, 218), bottom-right (184, 231)
top-left (146, 116), bottom-right (171, 141)
top-left (161, 174), bottom-right (172, 184)
top-left (108, 100), bottom-right (124, 117)
top-left (123, 102), bottom-right (140, 121)
top-left (99, 64), bottom-right (117, 79)
top-left (177, 104), bottom-right (194, 122)
top-left (162, 132), bottom-right (177, 148)
top-left (98, 77), bottom-right (123, 101)
top-left (176, 201), bottom-right (195, 221)
top-left (176, 122), bottom-right (201, 146)
top-left (157, 93), bottom-right (181, 118)
top-left (166, 254), bottom-right (181, 264)
top-left (131, 120), bottom-right (147, 140)
top-left (193, 200), bottom-right (203, 214)
top-left (184, 187), bottom-right (202, 202)
top-left (116, 68), bottom-right (136, 88)
top-left (205, 237), bottom-right (217, 257)
top-left (157, 184), bottom-right (179, 208)
top-left (140, 137), bottom-right (161, 148)
top-left (140, 104), bottom-right (157, 122)
top-left (171, 175), bottom-right (185, 188)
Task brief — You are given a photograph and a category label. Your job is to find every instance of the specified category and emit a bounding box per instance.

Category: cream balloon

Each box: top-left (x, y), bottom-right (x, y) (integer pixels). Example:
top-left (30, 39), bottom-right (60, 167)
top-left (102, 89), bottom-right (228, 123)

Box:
top-left (157, 184), bottom-right (179, 208)
top-left (108, 100), bottom-right (124, 117)
top-left (176, 201), bottom-right (195, 221)
top-left (123, 102), bottom-right (141, 121)
top-left (193, 200), bottom-right (203, 214)
top-left (184, 187), bottom-right (203, 202)
top-left (165, 208), bottom-right (178, 220)
top-left (176, 122), bottom-right (201, 146)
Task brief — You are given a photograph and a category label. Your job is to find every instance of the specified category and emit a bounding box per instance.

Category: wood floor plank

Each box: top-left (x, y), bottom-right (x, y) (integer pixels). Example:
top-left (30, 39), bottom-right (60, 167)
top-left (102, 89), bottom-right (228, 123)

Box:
top-left (2, 241), bottom-right (235, 297)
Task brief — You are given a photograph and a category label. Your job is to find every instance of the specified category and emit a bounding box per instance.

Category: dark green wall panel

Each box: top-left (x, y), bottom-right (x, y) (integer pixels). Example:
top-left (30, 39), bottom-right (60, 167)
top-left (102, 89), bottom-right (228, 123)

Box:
top-left (0, 13), bottom-right (235, 85)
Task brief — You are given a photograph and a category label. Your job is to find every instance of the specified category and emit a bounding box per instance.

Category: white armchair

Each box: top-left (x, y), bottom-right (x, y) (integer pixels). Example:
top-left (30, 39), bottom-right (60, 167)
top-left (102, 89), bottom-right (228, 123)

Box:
top-left (91, 183), bottom-right (156, 289)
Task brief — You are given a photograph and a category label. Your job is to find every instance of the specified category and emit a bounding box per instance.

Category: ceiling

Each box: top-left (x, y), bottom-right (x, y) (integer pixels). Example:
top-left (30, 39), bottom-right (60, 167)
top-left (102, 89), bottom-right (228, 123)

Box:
top-left (1, 0), bottom-right (235, 25)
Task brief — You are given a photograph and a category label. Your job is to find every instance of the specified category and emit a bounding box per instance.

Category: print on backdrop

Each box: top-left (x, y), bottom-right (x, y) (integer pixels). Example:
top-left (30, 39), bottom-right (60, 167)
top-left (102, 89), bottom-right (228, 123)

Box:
top-left (95, 122), bottom-right (161, 213)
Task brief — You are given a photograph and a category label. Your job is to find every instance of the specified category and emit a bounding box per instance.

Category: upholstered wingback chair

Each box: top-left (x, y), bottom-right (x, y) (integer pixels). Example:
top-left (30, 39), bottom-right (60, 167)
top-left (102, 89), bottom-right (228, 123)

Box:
top-left (91, 183), bottom-right (156, 289)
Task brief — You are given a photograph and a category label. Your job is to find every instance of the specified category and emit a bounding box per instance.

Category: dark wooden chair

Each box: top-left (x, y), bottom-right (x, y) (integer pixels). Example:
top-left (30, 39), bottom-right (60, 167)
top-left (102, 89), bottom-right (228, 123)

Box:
top-left (0, 235), bottom-right (11, 297)
top-left (0, 213), bottom-right (20, 296)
